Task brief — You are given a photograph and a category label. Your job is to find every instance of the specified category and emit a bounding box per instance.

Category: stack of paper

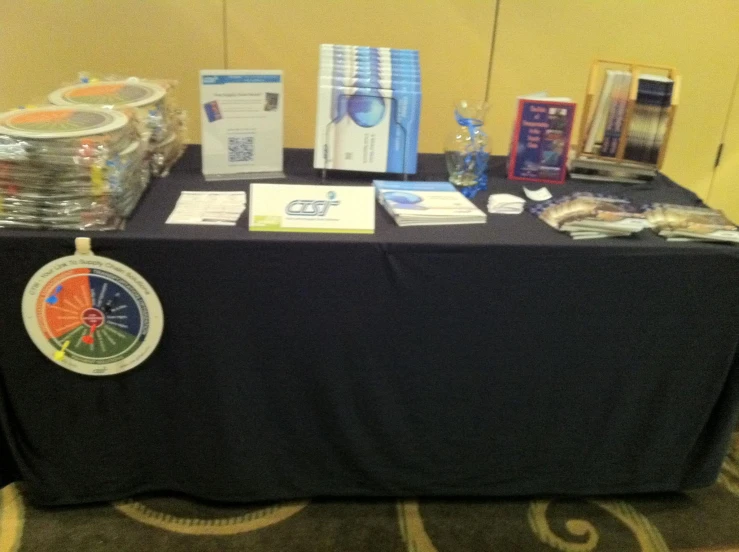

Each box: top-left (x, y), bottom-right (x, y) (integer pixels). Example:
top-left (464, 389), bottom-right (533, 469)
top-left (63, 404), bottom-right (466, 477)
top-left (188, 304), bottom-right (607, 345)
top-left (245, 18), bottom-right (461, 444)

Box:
top-left (643, 203), bottom-right (739, 244)
top-left (622, 76), bottom-right (674, 164)
top-left (488, 194), bottom-right (526, 215)
top-left (0, 106), bottom-right (148, 230)
top-left (374, 180), bottom-right (487, 227)
top-left (48, 78), bottom-right (186, 177)
top-left (166, 191), bottom-right (246, 225)
top-left (528, 193), bottom-right (648, 239)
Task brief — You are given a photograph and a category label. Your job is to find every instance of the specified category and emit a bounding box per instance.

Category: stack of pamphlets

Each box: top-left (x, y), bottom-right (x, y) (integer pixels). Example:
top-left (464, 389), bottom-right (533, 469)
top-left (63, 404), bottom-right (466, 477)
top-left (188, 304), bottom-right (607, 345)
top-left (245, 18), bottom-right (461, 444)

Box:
top-left (0, 105), bottom-right (148, 230)
top-left (643, 203), bottom-right (739, 243)
top-left (314, 44), bottom-right (421, 174)
top-left (166, 191), bottom-right (246, 226)
top-left (528, 193), bottom-right (647, 239)
top-left (487, 194), bottom-right (525, 215)
top-left (48, 77), bottom-right (186, 177)
top-left (373, 180), bottom-right (486, 227)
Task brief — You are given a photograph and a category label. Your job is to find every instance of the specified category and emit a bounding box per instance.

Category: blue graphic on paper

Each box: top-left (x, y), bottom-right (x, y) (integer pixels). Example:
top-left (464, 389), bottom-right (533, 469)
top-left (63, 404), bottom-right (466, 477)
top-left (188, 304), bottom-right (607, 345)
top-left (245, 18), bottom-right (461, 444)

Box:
top-left (202, 75), bottom-right (280, 85)
top-left (347, 93), bottom-right (386, 128)
top-left (383, 191), bottom-right (422, 204)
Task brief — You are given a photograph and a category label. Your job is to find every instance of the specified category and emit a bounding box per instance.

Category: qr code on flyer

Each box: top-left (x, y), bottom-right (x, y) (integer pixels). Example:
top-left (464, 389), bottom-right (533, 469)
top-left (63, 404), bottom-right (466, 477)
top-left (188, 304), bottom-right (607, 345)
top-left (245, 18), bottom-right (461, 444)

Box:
top-left (228, 135), bottom-right (254, 163)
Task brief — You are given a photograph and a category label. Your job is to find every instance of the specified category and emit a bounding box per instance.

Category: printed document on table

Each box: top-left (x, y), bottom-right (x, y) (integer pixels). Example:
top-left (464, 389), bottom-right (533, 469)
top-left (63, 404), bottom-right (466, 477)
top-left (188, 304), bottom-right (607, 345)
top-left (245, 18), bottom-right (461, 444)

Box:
top-left (166, 191), bottom-right (246, 226)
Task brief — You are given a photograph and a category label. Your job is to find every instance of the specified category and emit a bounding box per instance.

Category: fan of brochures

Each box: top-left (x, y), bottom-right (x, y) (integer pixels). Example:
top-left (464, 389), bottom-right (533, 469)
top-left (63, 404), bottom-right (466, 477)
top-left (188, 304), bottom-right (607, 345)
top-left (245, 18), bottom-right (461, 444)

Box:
top-left (373, 181), bottom-right (487, 226)
top-left (527, 193), bottom-right (648, 239)
top-left (643, 204), bottom-right (739, 244)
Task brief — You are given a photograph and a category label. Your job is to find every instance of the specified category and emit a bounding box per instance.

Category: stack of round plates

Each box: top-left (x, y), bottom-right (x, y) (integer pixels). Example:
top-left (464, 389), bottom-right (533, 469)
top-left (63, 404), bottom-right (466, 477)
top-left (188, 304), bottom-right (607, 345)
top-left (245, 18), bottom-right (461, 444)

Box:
top-left (0, 106), bottom-right (149, 230)
top-left (48, 80), bottom-right (185, 176)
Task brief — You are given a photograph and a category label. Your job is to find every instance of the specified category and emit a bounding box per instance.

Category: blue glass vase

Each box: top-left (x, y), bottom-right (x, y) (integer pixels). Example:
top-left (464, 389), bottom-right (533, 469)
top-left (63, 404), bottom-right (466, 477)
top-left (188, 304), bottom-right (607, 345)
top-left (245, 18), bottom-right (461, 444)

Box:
top-left (445, 100), bottom-right (490, 190)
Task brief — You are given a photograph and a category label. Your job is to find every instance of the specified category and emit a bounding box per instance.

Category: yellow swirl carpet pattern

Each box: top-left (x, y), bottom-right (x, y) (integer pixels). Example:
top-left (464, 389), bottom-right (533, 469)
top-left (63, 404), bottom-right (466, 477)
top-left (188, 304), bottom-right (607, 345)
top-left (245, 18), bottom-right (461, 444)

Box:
top-left (718, 431), bottom-right (739, 498)
top-left (527, 500), bottom-right (669, 552)
top-left (397, 500), bottom-right (439, 552)
top-left (113, 498), bottom-right (308, 536)
top-left (3, 440), bottom-right (739, 552)
top-left (0, 485), bottom-right (23, 552)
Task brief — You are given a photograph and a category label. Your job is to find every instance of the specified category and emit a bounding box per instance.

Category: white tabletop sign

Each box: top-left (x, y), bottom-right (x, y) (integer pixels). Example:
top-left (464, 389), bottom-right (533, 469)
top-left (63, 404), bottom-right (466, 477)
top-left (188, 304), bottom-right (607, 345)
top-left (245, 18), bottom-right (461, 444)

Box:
top-left (200, 69), bottom-right (284, 180)
top-left (249, 184), bottom-right (375, 234)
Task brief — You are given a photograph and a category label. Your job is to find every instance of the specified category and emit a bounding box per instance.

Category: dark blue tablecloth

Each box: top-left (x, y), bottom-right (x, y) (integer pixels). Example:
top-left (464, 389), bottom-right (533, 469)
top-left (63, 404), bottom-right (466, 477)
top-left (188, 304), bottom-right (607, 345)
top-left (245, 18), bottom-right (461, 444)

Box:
top-left (1, 147), bottom-right (738, 505)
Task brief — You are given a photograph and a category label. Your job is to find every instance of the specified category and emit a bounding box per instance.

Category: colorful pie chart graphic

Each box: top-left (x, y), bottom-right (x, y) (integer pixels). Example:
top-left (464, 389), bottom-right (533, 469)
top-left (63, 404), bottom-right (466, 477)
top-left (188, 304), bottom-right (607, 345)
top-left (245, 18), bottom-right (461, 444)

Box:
top-left (22, 242), bottom-right (163, 376)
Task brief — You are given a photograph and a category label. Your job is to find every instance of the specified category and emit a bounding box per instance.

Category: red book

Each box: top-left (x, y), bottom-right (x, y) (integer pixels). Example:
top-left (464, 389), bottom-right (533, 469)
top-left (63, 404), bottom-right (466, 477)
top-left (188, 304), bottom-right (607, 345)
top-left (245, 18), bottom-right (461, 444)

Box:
top-left (508, 97), bottom-right (576, 184)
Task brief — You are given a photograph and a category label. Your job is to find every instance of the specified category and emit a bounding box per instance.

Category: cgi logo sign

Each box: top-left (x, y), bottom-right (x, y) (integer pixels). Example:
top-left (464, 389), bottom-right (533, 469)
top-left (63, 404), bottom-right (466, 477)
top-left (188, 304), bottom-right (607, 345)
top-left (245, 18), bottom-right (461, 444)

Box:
top-left (285, 191), bottom-right (340, 217)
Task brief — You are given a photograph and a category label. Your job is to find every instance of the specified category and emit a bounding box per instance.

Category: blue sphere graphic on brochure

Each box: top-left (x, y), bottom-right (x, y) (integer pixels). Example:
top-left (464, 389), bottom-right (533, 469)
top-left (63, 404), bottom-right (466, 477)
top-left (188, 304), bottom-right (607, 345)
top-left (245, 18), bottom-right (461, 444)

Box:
top-left (347, 92), bottom-right (386, 128)
top-left (382, 191), bottom-right (427, 210)
top-left (384, 191), bottom-right (422, 204)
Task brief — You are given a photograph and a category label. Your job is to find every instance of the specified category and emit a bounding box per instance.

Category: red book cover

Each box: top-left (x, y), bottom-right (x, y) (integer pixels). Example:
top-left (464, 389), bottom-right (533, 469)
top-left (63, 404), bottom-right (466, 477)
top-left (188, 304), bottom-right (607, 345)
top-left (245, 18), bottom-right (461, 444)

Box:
top-left (507, 99), bottom-right (576, 184)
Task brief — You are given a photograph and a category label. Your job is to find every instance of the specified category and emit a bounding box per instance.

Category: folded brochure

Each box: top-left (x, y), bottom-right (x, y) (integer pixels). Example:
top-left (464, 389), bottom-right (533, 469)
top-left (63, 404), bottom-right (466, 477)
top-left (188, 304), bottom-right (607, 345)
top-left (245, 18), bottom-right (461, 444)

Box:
top-left (528, 193), bottom-right (648, 239)
top-left (643, 203), bottom-right (739, 243)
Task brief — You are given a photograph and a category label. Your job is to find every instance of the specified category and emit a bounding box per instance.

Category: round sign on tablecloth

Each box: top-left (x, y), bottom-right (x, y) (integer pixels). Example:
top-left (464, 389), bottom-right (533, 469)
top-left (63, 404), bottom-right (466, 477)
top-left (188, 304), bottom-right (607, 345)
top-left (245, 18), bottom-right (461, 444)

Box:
top-left (21, 239), bottom-right (164, 376)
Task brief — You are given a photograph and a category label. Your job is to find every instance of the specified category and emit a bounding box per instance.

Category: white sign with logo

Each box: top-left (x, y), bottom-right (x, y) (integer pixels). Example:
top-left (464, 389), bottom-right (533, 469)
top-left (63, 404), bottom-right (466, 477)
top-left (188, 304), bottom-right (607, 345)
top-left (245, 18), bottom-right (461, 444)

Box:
top-left (248, 183), bottom-right (375, 234)
top-left (200, 69), bottom-right (284, 180)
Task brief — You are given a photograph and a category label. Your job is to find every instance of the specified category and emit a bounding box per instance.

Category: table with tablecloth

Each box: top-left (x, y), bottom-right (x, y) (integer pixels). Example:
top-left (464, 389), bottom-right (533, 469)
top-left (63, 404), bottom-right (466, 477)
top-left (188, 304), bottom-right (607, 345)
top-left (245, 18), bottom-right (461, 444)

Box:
top-left (1, 148), bottom-right (738, 505)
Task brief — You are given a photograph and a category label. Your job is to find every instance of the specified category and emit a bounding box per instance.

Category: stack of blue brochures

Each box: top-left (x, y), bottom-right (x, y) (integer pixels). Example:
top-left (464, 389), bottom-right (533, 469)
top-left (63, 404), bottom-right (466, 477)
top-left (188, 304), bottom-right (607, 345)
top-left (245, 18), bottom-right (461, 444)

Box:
top-left (314, 44), bottom-right (421, 174)
top-left (373, 181), bottom-right (487, 227)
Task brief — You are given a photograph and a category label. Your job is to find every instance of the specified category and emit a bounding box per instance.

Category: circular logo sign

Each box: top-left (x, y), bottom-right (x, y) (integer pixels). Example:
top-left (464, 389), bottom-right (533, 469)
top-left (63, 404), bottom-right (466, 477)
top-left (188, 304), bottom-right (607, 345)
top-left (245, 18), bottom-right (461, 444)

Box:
top-left (49, 81), bottom-right (167, 108)
top-left (22, 250), bottom-right (164, 376)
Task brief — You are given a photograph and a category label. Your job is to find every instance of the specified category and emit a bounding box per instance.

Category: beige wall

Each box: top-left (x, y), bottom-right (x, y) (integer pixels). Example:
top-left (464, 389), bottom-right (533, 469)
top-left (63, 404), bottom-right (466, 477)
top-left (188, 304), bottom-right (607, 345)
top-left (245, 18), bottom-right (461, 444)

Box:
top-left (707, 66), bottom-right (739, 223)
top-left (0, 0), bottom-right (225, 145)
top-left (225, 0), bottom-right (497, 153)
top-left (1, 0), bottom-right (737, 214)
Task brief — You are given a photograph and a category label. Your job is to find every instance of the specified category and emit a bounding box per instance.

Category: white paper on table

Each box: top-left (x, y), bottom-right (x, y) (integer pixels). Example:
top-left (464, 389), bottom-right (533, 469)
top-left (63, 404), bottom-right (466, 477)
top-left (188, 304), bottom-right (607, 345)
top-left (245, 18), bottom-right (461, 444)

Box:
top-left (523, 187), bottom-right (553, 201)
top-left (487, 193), bottom-right (526, 214)
top-left (488, 206), bottom-right (525, 215)
top-left (166, 191), bottom-right (247, 226)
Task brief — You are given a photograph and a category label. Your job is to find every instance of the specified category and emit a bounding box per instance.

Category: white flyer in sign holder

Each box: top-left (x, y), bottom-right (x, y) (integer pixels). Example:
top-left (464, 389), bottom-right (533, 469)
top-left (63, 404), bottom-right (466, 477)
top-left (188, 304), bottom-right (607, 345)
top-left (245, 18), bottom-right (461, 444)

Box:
top-left (249, 184), bottom-right (375, 234)
top-left (200, 69), bottom-right (284, 181)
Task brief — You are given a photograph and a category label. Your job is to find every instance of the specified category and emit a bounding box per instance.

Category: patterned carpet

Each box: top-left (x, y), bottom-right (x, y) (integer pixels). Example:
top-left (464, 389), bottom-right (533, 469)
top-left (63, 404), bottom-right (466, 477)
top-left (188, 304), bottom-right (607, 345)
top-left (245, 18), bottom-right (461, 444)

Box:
top-left (1, 433), bottom-right (738, 552)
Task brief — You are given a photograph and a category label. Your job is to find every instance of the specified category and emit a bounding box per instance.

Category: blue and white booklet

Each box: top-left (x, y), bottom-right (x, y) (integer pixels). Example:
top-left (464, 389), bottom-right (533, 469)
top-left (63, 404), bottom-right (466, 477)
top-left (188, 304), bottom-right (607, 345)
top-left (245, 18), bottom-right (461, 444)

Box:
top-left (373, 181), bottom-right (487, 227)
